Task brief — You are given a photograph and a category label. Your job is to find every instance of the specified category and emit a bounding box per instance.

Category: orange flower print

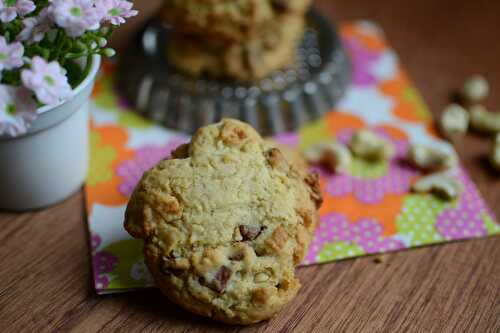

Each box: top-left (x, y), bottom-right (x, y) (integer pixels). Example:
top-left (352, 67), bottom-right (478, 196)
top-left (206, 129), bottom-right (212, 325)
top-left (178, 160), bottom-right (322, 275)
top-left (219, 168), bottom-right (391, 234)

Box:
top-left (340, 22), bottom-right (386, 52)
top-left (86, 123), bottom-right (135, 211)
top-left (379, 71), bottom-right (433, 124)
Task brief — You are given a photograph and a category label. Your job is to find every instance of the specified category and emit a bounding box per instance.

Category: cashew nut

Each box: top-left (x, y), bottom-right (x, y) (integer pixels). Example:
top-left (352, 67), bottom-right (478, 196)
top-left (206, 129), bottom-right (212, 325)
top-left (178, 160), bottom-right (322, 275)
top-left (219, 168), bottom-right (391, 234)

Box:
top-left (407, 144), bottom-right (457, 173)
top-left (462, 75), bottom-right (489, 103)
top-left (469, 105), bottom-right (500, 134)
top-left (411, 173), bottom-right (462, 201)
top-left (304, 141), bottom-right (352, 173)
top-left (349, 129), bottom-right (395, 162)
top-left (439, 103), bottom-right (469, 138)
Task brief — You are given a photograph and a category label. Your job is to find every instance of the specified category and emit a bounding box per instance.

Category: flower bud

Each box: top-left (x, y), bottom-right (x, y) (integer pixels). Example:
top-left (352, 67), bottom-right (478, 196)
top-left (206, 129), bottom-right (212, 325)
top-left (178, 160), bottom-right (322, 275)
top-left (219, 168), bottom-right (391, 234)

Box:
top-left (102, 48), bottom-right (116, 57)
top-left (98, 37), bottom-right (107, 48)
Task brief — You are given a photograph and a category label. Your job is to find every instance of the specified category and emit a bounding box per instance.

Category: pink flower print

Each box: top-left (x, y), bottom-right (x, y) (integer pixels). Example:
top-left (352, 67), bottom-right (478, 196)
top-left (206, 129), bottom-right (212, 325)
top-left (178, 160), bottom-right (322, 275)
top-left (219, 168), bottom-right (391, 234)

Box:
top-left (435, 168), bottom-right (492, 240)
top-left (94, 274), bottom-right (110, 291)
top-left (92, 250), bottom-right (117, 290)
top-left (342, 37), bottom-right (381, 86)
top-left (116, 138), bottom-right (187, 197)
top-left (90, 232), bottom-right (102, 252)
top-left (304, 213), bottom-right (404, 264)
top-left (273, 132), bottom-right (299, 148)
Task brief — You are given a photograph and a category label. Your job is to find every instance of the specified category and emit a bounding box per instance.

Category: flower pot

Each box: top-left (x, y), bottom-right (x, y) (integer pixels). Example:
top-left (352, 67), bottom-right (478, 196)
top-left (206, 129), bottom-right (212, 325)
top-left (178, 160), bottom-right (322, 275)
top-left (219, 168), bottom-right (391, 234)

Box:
top-left (0, 55), bottom-right (101, 211)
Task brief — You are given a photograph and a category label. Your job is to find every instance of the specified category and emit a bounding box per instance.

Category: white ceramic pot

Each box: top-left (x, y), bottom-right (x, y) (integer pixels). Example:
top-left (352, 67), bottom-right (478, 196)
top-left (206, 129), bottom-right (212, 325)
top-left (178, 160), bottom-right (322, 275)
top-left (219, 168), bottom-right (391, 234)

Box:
top-left (0, 55), bottom-right (101, 211)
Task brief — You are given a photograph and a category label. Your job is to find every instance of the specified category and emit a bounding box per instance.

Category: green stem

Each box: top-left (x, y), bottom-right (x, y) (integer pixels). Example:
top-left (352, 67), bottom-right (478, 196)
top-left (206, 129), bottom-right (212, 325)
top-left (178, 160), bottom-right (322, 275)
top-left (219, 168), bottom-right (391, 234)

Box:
top-left (81, 55), bottom-right (93, 81)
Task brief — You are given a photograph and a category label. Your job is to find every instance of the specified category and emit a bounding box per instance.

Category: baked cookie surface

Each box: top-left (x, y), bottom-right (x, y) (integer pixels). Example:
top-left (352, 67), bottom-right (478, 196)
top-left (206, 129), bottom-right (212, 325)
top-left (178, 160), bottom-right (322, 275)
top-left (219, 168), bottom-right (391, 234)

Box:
top-left (124, 119), bottom-right (321, 324)
top-left (161, 0), bottom-right (312, 42)
top-left (167, 15), bottom-right (305, 82)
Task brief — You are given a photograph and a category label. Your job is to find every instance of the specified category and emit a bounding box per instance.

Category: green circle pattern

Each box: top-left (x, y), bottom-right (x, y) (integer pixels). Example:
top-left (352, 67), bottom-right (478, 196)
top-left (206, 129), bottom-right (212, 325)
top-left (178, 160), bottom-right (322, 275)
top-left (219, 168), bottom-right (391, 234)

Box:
top-left (347, 158), bottom-right (389, 179)
top-left (396, 194), bottom-right (451, 246)
top-left (317, 241), bottom-right (364, 262)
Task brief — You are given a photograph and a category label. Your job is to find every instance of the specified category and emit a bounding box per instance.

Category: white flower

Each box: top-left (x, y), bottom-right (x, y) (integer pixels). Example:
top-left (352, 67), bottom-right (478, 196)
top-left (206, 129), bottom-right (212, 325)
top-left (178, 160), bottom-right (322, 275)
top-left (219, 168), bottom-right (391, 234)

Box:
top-left (0, 36), bottom-right (24, 72)
top-left (0, 0), bottom-right (35, 23)
top-left (17, 8), bottom-right (52, 44)
top-left (49, 0), bottom-right (101, 37)
top-left (95, 0), bottom-right (138, 26)
top-left (21, 56), bottom-right (72, 106)
top-left (0, 84), bottom-right (37, 137)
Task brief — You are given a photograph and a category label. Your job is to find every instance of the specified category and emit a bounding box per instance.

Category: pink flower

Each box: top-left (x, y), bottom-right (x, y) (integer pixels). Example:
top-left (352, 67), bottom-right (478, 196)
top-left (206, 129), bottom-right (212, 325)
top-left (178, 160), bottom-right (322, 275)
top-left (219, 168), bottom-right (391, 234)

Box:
top-left (0, 0), bottom-right (35, 23)
top-left (17, 8), bottom-right (52, 44)
top-left (0, 85), bottom-right (37, 137)
top-left (95, 0), bottom-right (138, 26)
top-left (49, 0), bottom-right (100, 37)
top-left (0, 36), bottom-right (24, 71)
top-left (21, 56), bottom-right (72, 106)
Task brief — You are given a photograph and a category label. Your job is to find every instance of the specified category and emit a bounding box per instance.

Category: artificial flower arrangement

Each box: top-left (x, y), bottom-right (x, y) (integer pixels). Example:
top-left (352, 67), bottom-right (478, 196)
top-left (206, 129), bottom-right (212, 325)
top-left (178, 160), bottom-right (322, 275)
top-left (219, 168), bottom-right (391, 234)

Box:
top-left (0, 0), bottom-right (137, 137)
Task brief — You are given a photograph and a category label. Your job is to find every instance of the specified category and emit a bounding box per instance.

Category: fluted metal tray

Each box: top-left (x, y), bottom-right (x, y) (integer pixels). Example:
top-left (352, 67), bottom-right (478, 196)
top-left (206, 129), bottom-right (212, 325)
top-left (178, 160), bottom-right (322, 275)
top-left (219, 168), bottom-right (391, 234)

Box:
top-left (117, 10), bottom-right (351, 135)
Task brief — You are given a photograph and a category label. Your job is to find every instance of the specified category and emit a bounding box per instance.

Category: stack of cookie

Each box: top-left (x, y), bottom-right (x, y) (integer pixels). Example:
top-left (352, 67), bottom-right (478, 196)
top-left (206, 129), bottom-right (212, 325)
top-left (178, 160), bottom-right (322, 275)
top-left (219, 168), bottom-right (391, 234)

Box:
top-left (125, 119), bottom-right (322, 324)
top-left (161, 0), bottom-right (313, 82)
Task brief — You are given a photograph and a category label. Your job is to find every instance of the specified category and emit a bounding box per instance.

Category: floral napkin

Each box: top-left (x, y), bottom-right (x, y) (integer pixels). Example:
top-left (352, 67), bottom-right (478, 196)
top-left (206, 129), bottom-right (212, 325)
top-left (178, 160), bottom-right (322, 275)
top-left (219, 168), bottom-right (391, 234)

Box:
top-left (86, 21), bottom-right (500, 294)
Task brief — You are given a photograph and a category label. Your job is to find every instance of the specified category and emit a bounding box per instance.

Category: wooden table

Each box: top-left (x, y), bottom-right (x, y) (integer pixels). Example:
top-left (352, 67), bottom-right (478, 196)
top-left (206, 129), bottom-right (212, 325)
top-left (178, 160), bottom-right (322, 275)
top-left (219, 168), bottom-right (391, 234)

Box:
top-left (1, 1), bottom-right (499, 332)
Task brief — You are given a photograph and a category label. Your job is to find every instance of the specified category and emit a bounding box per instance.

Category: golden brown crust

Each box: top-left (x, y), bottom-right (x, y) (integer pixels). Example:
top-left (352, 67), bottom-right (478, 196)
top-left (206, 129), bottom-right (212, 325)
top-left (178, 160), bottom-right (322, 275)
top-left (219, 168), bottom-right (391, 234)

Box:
top-left (124, 119), bottom-right (321, 325)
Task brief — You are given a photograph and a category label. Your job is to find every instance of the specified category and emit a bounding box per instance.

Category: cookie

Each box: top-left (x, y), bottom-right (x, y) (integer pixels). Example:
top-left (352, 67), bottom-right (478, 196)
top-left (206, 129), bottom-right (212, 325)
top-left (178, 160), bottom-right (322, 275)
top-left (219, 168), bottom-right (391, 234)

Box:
top-left (124, 119), bottom-right (322, 324)
top-left (167, 15), bottom-right (305, 82)
top-left (161, 0), bottom-right (312, 43)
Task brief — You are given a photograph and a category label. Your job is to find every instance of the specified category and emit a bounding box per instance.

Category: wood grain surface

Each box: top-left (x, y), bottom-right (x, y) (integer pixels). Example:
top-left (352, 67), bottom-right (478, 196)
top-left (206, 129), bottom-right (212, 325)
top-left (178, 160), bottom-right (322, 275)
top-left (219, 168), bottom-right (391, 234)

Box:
top-left (1, 1), bottom-right (499, 332)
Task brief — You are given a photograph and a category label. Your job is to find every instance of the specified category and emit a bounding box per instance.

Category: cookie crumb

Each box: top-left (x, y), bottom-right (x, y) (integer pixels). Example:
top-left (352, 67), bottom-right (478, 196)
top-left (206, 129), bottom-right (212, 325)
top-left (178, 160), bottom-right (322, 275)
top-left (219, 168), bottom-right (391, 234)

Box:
top-left (373, 257), bottom-right (384, 264)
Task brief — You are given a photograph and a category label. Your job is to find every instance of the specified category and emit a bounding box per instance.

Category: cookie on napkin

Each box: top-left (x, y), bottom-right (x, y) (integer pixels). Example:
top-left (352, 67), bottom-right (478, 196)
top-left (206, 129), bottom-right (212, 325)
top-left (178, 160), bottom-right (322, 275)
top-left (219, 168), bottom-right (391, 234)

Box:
top-left (124, 119), bottom-right (322, 324)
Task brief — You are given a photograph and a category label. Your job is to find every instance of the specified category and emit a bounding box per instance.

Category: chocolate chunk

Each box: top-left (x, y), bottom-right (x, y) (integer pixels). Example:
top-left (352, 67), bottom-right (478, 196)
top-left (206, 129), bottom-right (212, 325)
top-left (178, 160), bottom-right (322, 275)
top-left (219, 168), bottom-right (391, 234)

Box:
top-left (170, 143), bottom-right (190, 159)
top-left (230, 252), bottom-right (245, 261)
top-left (159, 254), bottom-right (189, 276)
top-left (212, 266), bottom-right (232, 293)
top-left (239, 225), bottom-right (263, 241)
top-left (159, 258), bottom-right (181, 276)
top-left (305, 172), bottom-right (323, 208)
top-left (271, 0), bottom-right (289, 12)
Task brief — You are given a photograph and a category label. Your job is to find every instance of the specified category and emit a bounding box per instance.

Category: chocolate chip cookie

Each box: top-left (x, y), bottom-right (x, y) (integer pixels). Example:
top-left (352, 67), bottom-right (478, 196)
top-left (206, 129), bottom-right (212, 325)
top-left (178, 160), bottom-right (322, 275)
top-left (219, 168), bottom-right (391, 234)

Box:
top-left (124, 119), bottom-right (321, 324)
